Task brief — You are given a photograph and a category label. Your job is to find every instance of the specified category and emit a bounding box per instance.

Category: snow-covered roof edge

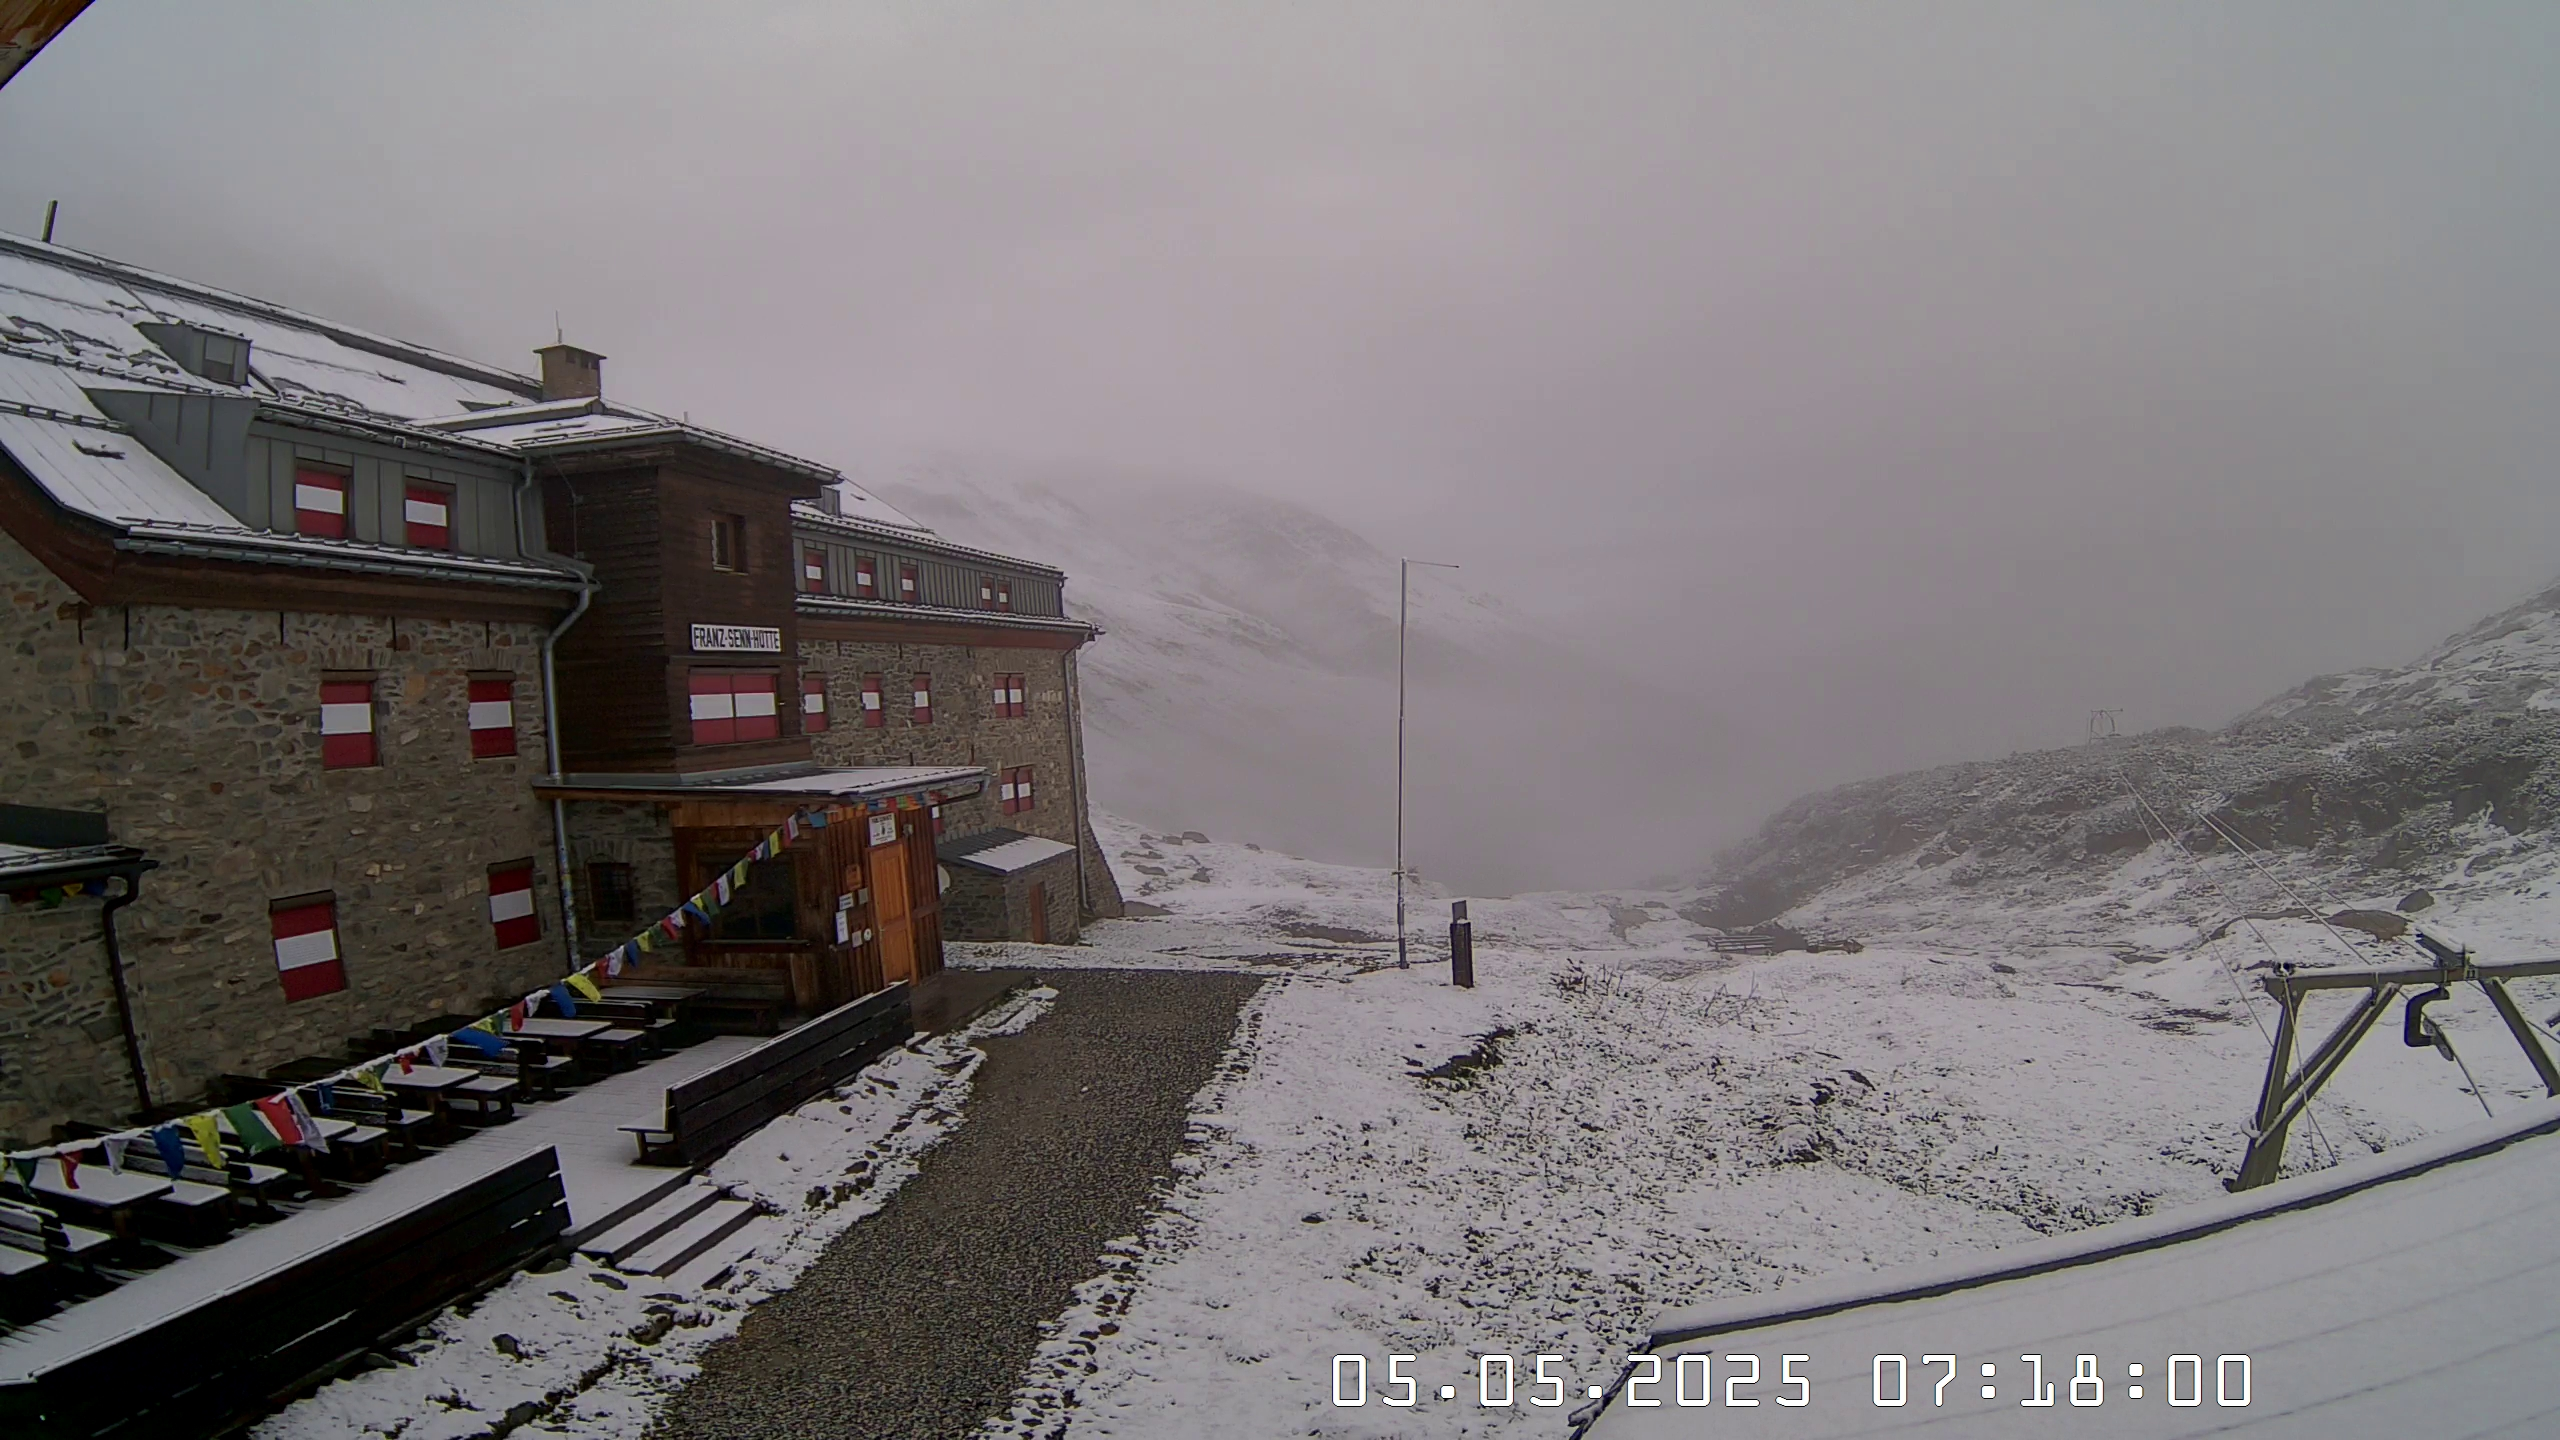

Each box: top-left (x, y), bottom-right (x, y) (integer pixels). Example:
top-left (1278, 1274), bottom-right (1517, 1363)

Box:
top-left (796, 594), bottom-right (1096, 637)
top-left (790, 501), bottom-right (1067, 580)
top-left (0, 234), bottom-right (541, 399)
top-left (1641, 1096), bottom-right (2560, 1349)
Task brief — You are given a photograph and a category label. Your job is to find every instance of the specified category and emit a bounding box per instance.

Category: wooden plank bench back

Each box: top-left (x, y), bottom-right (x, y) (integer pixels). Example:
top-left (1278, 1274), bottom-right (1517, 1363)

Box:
top-left (623, 983), bottom-right (912, 1166)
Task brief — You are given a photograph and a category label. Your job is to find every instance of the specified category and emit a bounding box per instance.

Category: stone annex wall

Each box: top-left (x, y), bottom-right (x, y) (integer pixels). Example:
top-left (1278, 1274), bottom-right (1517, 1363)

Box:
top-left (799, 636), bottom-right (1122, 922)
top-left (938, 852), bottom-right (1080, 943)
top-left (561, 799), bottom-right (681, 953)
top-left (1, 529), bottom-right (569, 1142)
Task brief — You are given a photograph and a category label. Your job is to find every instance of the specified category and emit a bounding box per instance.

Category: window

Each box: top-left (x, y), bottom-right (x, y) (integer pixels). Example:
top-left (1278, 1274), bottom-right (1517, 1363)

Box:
top-left (320, 677), bottom-right (377, 768)
top-left (199, 332), bottom-right (248, 386)
top-left (711, 513), bottom-right (746, 572)
top-left (488, 859), bottom-right (541, 949)
top-left (293, 465), bottom-right (348, 538)
top-left (911, 672), bottom-right (933, 725)
top-left (688, 671), bottom-right (780, 745)
top-left (404, 481), bottom-right (454, 549)
top-left (979, 575), bottom-right (996, 608)
top-left (996, 578), bottom-right (1012, 612)
top-left (587, 861), bottom-right (637, 924)
top-left (802, 546), bottom-right (827, 591)
top-left (897, 562), bottom-right (919, 603)
top-left (928, 791), bottom-right (946, 837)
top-left (270, 892), bottom-right (346, 1002)
top-left (853, 553), bottom-right (878, 598)
top-left (1001, 765), bottom-right (1037, 815)
top-left (992, 672), bottom-right (1026, 719)
top-left (467, 675), bottom-right (516, 758)
top-left (860, 672), bottom-right (886, 728)
top-left (701, 851), bottom-right (798, 941)
top-left (802, 672), bottom-right (829, 732)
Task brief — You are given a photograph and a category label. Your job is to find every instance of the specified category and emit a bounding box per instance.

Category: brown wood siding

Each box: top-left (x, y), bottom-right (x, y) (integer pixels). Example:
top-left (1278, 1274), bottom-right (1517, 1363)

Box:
top-left (548, 463), bottom-right (674, 770)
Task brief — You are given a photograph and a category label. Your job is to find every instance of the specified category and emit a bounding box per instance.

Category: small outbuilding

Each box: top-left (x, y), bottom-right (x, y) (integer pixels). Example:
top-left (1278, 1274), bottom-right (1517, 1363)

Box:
top-left (936, 827), bottom-right (1080, 944)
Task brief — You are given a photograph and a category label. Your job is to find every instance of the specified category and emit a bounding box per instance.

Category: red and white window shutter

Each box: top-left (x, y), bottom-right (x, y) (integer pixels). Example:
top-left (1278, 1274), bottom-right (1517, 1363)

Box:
top-left (854, 554), bottom-right (877, 598)
top-left (294, 465), bottom-right (348, 538)
top-left (979, 575), bottom-right (996, 607)
top-left (803, 547), bottom-right (827, 590)
top-left (912, 673), bottom-right (933, 725)
top-left (995, 578), bottom-right (1012, 611)
top-left (802, 673), bottom-right (829, 732)
top-left (467, 676), bottom-right (516, 758)
top-left (488, 859), bottom-right (540, 949)
top-left (320, 678), bottom-right (377, 768)
top-left (691, 672), bottom-right (780, 745)
top-left (898, 563), bottom-right (919, 602)
top-left (860, 673), bottom-right (886, 728)
top-left (1015, 765), bottom-right (1036, 812)
top-left (271, 893), bottom-right (347, 1002)
top-left (991, 672), bottom-right (1026, 718)
top-left (928, 790), bottom-right (946, 836)
top-left (404, 481), bottom-right (453, 549)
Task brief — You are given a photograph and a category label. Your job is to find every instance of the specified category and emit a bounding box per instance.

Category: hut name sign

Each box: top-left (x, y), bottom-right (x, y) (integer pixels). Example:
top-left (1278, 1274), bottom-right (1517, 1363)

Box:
top-left (690, 623), bottom-right (783, 653)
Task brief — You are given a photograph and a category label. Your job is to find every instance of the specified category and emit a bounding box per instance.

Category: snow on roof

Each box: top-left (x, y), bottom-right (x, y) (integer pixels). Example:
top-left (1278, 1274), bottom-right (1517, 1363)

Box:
top-left (790, 499), bottom-right (1068, 579)
top-left (1579, 1099), bottom-right (2560, 1437)
top-left (939, 830), bottom-right (1076, 876)
top-left (0, 355), bottom-right (238, 527)
top-left (822, 479), bottom-right (932, 533)
top-left (113, 521), bottom-right (585, 589)
top-left (796, 594), bottom-right (1094, 637)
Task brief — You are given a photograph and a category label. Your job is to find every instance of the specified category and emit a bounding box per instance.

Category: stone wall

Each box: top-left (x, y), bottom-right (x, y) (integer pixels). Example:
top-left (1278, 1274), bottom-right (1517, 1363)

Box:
top-left (937, 851), bottom-right (1081, 944)
top-left (1, 529), bottom-right (570, 1137)
top-left (562, 799), bottom-right (680, 955)
top-left (800, 636), bottom-right (1123, 921)
top-left (0, 893), bottom-right (134, 1147)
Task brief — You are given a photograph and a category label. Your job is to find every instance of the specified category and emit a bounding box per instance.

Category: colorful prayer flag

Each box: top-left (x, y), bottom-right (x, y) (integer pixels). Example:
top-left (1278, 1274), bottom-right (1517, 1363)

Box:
top-left (223, 1103), bottom-right (283, 1154)
top-left (424, 1035), bottom-right (451, 1068)
top-left (712, 873), bottom-right (733, 906)
top-left (567, 972), bottom-right (603, 1004)
top-left (313, 1080), bottom-right (337, 1115)
top-left (104, 1137), bottom-right (128, 1174)
top-left (398, 1050), bottom-right (416, 1074)
top-left (508, 1001), bottom-right (528, 1032)
top-left (605, 944), bottom-right (629, 976)
top-left (451, 1026), bottom-right (505, 1057)
top-left (783, 816), bottom-right (800, 842)
top-left (283, 1092), bottom-right (329, 1152)
top-left (636, 929), bottom-right (659, 953)
top-left (183, 1113), bottom-right (225, 1167)
top-left (58, 1149), bottom-right (78, 1190)
top-left (728, 859), bottom-right (751, 889)
top-left (251, 1095), bottom-right (305, 1148)
top-left (6, 1155), bottom-right (31, 1188)
top-left (550, 982), bottom-right (578, 1018)
top-left (354, 1066), bottom-right (387, 1095)
top-left (152, 1125), bottom-right (188, 1179)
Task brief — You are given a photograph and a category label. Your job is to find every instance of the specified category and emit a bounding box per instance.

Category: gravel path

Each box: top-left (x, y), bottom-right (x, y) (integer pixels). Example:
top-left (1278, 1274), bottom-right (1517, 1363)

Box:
top-left (650, 968), bottom-right (1265, 1440)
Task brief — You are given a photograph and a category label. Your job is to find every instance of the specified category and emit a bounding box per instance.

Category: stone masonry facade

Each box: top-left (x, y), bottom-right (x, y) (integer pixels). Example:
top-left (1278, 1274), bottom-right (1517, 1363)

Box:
top-left (798, 636), bottom-right (1122, 925)
top-left (1, 529), bottom-right (569, 1142)
top-left (938, 852), bottom-right (1082, 944)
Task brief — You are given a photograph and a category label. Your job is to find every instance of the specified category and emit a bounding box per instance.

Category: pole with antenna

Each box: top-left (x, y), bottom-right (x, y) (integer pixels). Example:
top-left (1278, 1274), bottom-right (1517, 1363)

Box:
top-left (41, 201), bottom-right (58, 244)
top-left (1396, 557), bottom-right (1461, 969)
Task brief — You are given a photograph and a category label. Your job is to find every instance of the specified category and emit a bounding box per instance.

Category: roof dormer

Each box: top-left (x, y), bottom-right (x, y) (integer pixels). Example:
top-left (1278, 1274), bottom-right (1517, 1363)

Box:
top-left (135, 320), bottom-right (253, 387)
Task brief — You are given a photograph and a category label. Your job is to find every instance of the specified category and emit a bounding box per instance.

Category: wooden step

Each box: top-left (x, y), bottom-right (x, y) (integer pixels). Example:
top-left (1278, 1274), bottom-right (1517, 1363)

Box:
top-left (621, 1197), bottom-right (758, 1278)
top-left (575, 1182), bottom-right (723, 1269)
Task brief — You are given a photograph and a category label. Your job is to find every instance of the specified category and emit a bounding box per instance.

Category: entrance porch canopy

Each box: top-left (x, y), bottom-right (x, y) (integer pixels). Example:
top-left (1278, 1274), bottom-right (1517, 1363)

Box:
top-left (537, 765), bottom-right (985, 808)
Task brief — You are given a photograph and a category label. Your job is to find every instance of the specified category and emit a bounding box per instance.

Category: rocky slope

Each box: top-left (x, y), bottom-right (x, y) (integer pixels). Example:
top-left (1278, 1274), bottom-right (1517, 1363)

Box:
top-left (1689, 574), bottom-right (2560, 937)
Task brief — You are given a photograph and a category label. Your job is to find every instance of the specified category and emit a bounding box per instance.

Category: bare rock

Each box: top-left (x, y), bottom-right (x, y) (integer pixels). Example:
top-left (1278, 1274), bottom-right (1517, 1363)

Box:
top-left (2328, 908), bottom-right (2410, 940)
top-left (2399, 888), bottom-right (2436, 913)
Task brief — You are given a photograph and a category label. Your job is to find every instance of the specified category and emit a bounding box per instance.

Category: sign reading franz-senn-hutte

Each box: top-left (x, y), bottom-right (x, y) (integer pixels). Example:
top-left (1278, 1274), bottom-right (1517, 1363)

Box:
top-left (690, 623), bottom-right (784, 654)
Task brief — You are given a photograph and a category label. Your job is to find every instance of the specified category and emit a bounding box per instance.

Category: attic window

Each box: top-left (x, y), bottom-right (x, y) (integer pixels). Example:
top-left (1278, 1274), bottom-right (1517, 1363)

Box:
top-left (199, 333), bottom-right (248, 385)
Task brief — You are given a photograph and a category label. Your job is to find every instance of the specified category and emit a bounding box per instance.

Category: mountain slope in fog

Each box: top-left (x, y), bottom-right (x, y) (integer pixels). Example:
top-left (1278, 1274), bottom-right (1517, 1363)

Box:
top-left (866, 454), bottom-right (1760, 895)
top-left (1689, 574), bottom-right (2560, 939)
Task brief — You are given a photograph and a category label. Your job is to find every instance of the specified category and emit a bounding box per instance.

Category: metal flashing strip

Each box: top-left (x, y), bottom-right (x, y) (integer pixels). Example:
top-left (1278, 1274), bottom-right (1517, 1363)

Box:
top-left (795, 594), bottom-right (1096, 636)
top-left (789, 500), bottom-right (1068, 579)
top-left (112, 531), bottom-right (588, 589)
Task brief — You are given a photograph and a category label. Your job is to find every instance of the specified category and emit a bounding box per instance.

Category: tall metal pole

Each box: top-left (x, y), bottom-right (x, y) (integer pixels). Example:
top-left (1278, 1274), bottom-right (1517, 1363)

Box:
top-left (1397, 559), bottom-right (1409, 968)
top-left (1395, 558), bottom-right (1459, 970)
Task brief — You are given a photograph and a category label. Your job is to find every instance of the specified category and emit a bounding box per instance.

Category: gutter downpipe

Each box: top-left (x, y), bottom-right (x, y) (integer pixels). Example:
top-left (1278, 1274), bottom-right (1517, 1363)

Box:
top-left (101, 862), bottom-right (157, 1115)
top-left (525, 458), bottom-right (595, 968)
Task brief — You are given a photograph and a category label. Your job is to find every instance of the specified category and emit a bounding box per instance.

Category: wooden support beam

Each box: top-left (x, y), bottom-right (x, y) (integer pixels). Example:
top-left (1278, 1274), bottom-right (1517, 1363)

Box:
top-left (2482, 979), bottom-right (2560, 1098)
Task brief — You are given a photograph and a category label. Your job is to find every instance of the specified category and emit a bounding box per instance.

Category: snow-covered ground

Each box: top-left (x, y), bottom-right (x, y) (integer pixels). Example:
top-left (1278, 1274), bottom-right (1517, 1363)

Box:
top-left (256, 987), bottom-right (1058, 1440)
top-left (971, 814), bottom-right (2560, 1438)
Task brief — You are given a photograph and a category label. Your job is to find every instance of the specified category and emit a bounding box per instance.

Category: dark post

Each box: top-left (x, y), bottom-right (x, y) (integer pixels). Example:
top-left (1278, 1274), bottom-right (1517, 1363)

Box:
top-left (1449, 900), bottom-right (1474, 988)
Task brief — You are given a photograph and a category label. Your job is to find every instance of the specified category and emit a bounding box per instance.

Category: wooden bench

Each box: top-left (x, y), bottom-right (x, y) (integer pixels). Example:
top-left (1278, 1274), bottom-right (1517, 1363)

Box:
top-left (324, 1089), bottom-right (439, 1160)
top-left (0, 1197), bottom-right (115, 1272)
top-left (623, 983), bottom-right (912, 1166)
top-left (449, 1073), bottom-right (520, 1124)
top-left (450, 1051), bottom-right (566, 1103)
top-left (578, 1026), bottom-right (653, 1071)
top-left (120, 1148), bottom-right (291, 1221)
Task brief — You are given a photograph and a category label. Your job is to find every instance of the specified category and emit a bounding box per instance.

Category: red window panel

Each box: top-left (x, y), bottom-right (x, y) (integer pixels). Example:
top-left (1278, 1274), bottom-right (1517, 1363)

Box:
top-left (467, 676), bottom-right (516, 758)
top-left (688, 671), bottom-right (736, 746)
top-left (293, 465), bottom-right (348, 538)
top-left (928, 791), bottom-right (946, 837)
top-left (979, 575), bottom-right (996, 608)
top-left (1015, 765), bottom-right (1036, 812)
top-left (803, 547), bottom-right (827, 591)
top-left (270, 894), bottom-right (347, 1002)
top-left (991, 672), bottom-right (1026, 718)
top-left (488, 860), bottom-right (541, 949)
top-left (732, 673), bottom-right (780, 741)
top-left (995, 579), bottom-right (1012, 612)
top-left (802, 673), bottom-right (829, 732)
top-left (1011, 674), bottom-right (1028, 717)
top-left (911, 673), bottom-right (933, 725)
top-left (854, 554), bottom-right (878, 598)
top-left (999, 770), bottom-right (1018, 815)
top-left (898, 562), bottom-right (919, 603)
top-left (404, 481), bottom-right (453, 549)
top-left (860, 672), bottom-right (886, 728)
top-left (319, 679), bottom-right (376, 768)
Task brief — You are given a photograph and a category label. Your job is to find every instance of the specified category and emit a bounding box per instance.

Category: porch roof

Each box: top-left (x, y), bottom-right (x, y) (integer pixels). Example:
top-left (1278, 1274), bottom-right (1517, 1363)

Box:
top-left (539, 765), bottom-right (985, 806)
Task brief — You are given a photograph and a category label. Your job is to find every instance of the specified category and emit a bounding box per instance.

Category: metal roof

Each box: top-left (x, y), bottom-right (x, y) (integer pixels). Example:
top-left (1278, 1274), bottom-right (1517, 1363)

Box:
top-left (796, 594), bottom-right (1096, 637)
top-left (790, 499), bottom-right (1068, 579)
top-left (542, 765), bottom-right (986, 802)
top-left (1575, 1099), bottom-right (2560, 1439)
top-left (939, 829), bottom-right (1076, 876)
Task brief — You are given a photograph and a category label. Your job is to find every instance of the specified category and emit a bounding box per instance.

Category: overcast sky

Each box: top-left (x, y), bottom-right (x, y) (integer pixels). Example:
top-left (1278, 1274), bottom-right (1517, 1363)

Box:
top-left (7, 1), bottom-right (2560, 809)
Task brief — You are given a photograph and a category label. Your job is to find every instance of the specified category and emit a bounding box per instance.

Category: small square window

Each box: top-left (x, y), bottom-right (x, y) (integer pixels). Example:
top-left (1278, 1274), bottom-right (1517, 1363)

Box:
top-left (294, 465), bottom-right (349, 539)
top-left (854, 554), bottom-right (878, 598)
top-left (898, 562), bottom-right (919, 603)
top-left (320, 677), bottom-right (377, 768)
top-left (803, 673), bottom-right (830, 732)
top-left (404, 481), bottom-right (454, 549)
top-left (911, 673), bottom-right (933, 725)
top-left (711, 514), bottom-right (746, 572)
top-left (587, 861), bottom-right (637, 924)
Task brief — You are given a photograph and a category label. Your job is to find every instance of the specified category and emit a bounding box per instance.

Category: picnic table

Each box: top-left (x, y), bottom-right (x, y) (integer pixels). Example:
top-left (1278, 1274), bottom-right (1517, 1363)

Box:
top-left (506, 1017), bottom-right (609, 1043)
top-left (22, 1156), bottom-right (171, 1239)
top-left (600, 984), bottom-right (705, 1003)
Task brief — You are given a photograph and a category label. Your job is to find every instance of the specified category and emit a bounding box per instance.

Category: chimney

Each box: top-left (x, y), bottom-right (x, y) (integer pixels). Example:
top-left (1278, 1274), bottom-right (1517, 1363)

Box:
top-left (533, 342), bottom-right (605, 402)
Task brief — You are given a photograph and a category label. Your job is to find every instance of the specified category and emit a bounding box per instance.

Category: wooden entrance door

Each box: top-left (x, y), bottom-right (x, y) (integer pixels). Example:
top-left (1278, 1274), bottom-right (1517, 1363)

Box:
top-left (873, 834), bottom-right (916, 984)
top-left (1027, 882), bottom-right (1049, 944)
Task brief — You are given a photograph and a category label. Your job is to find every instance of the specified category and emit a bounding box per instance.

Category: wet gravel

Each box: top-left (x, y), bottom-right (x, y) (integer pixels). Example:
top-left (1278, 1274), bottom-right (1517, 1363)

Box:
top-left (650, 968), bottom-right (1265, 1440)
